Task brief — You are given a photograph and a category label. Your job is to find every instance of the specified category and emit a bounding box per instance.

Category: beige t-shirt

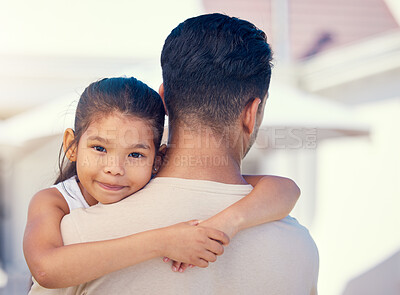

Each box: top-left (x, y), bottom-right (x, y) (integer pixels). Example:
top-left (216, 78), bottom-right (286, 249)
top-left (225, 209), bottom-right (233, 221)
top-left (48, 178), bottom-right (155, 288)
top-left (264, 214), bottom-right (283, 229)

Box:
top-left (48, 177), bottom-right (319, 295)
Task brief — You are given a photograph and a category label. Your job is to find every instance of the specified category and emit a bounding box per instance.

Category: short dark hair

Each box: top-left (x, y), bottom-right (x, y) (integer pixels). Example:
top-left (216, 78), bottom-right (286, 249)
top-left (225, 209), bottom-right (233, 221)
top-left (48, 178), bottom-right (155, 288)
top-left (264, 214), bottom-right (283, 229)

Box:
top-left (55, 77), bottom-right (165, 184)
top-left (161, 13), bottom-right (273, 132)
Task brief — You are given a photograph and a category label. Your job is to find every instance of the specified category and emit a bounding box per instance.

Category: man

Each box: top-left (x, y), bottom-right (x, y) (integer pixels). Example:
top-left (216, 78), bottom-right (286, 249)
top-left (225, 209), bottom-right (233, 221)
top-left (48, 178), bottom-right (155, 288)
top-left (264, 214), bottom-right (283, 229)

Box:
top-left (60, 13), bottom-right (319, 294)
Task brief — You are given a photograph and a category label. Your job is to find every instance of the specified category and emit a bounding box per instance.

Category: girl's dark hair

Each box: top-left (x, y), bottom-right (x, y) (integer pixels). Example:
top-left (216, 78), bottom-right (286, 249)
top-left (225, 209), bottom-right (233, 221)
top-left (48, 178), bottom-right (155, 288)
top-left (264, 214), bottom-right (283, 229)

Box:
top-left (55, 77), bottom-right (165, 184)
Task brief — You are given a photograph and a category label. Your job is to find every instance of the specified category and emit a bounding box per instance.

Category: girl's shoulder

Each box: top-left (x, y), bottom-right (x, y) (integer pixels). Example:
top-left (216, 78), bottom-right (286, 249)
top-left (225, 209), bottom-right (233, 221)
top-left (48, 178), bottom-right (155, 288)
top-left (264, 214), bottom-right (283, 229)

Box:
top-left (29, 187), bottom-right (70, 215)
top-left (52, 176), bottom-right (90, 210)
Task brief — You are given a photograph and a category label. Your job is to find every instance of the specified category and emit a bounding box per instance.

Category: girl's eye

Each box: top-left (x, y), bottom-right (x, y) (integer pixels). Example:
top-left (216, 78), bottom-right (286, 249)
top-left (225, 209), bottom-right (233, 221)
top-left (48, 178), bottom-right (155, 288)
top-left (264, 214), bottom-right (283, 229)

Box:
top-left (129, 152), bottom-right (143, 158)
top-left (93, 146), bottom-right (106, 153)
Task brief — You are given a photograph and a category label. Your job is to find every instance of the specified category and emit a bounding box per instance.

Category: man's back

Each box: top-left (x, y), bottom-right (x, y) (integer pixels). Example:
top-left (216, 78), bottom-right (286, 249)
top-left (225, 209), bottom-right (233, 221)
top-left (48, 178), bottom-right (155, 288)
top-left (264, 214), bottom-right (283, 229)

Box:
top-left (60, 177), bottom-right (319, 295)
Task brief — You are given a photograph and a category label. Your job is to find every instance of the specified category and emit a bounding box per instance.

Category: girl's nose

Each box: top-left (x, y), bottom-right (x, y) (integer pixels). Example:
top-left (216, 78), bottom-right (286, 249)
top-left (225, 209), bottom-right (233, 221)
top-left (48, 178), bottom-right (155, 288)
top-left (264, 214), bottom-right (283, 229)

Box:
top-left (103, 156), bottom-right (125, 176)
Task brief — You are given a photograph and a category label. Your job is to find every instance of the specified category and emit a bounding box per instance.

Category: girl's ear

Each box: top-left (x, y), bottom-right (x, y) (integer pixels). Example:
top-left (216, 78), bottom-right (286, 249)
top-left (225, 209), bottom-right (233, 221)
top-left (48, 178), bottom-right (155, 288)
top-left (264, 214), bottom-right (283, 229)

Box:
top-left (152, 144), bottom-right (167, 174)
top-left (63, 128), bottom-right (77, 162)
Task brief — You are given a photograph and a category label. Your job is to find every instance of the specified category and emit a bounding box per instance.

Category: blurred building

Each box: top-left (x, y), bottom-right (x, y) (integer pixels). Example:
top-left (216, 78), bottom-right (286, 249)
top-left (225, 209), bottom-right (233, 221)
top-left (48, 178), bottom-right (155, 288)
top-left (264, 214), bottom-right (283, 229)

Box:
top-left (204, 1), bottom-right (400, 295)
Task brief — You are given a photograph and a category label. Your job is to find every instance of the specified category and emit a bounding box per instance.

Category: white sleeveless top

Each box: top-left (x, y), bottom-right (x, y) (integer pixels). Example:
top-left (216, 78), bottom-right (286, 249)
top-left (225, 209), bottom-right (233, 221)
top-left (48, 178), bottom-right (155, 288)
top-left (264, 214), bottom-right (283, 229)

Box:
top-left (52, 176), bottom-right (90, 211)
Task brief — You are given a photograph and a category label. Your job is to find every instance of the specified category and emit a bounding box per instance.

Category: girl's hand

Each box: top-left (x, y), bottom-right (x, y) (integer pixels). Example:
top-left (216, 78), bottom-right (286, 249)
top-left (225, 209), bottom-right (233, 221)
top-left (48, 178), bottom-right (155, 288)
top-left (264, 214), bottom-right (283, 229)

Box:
top-left (160, 220), bottom-right (229, 271)
top-left (162, 257), bottom-right (193, 273)
top-left (198, 218), bottom-right (237, 240)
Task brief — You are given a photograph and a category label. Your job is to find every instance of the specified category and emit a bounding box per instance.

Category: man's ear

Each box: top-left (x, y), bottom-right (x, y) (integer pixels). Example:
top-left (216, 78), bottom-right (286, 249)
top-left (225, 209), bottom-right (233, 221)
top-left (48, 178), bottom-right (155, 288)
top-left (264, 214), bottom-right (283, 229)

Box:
top-left (153, 144), bottom-right (167, 174)
top-left (158, 83), bottom-right (168, 116)
top-left (63, 128), bottom-right (77, 162)
top-left (242, 98), bottom-right (261, 135)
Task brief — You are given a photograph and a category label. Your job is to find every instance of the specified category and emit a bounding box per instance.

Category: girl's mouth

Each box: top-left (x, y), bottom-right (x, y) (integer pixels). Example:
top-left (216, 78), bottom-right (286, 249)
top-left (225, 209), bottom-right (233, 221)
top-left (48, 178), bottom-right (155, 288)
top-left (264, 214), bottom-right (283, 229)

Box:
top-left (96, 181), bottom-right (126, 191)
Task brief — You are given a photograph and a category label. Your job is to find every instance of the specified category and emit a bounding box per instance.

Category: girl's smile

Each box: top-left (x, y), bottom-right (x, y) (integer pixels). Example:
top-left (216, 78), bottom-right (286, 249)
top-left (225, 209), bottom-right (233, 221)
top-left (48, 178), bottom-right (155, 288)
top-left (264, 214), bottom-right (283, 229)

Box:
top-left (70, 113), bottom-right (157, 205)
top-left (95, 181), bottom-right (128, 191)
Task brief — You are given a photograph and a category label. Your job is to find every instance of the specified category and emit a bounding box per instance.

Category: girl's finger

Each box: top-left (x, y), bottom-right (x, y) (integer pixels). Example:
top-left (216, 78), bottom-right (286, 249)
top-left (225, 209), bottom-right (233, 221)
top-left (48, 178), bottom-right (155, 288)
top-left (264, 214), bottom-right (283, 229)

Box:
top-left (163, 257), bottom-right (170, 263)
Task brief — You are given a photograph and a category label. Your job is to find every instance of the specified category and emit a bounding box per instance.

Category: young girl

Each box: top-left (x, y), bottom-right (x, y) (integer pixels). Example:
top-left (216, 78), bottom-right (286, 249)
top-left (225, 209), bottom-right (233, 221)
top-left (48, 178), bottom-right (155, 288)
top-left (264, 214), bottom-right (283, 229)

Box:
top-left (23, 77), bottom-right (300, 292)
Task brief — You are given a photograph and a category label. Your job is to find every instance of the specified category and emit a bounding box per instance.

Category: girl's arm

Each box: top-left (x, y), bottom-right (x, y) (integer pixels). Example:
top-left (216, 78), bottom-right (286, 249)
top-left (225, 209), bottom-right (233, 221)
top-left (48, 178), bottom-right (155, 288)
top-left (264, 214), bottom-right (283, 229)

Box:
top-left (168, 175), bottom-right (300, 272)
top-left (201, 175), bottom-right (300, 239)
top-left (23, 188), bottom-right (229, 289)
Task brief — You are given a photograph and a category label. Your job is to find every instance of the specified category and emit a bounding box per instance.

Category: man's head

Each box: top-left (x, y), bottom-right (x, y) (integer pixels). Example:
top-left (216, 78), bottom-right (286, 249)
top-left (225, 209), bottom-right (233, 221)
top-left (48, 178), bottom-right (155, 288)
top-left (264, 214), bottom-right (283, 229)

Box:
top-left (161, 13), bottom-right (273, 144)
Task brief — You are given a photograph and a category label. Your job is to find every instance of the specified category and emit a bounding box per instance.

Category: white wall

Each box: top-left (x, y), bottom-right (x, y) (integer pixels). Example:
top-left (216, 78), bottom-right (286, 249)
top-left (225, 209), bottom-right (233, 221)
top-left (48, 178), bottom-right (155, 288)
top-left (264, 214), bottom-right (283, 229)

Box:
top-left (0, 135), bottom-right (61, 274)
top-left (313, 98), bottom-right (400, 295)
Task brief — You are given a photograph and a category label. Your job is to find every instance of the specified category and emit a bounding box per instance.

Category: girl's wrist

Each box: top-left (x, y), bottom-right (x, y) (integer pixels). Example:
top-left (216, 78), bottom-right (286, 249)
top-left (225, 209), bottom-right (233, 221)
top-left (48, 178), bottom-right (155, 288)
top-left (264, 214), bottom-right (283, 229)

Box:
top-left (201, 212), bottom-right (240, 240)
top-left (139, 228), bottom-right (166, 258)
top-left (225, 211), bottom-right (243, 239)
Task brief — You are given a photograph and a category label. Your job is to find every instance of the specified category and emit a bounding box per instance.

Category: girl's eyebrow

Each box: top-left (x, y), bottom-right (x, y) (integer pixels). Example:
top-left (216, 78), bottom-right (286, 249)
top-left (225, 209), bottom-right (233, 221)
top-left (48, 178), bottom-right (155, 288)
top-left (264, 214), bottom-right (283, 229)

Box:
top-left (87, 136), bottom-right (110, 144)
top-left (130, 143), bottom-right (151, 150)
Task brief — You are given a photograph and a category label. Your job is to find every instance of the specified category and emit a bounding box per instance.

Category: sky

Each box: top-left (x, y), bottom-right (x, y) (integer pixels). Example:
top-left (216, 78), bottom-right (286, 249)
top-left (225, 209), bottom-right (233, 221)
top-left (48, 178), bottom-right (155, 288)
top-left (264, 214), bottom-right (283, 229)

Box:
top-left (0, 0), bottom-right (203, 58)
top-left (385, 0), bottom-right (400, 21)
top-left (0, 0), bottom-right (204, 117)
top-left (1, 0), bottom-right (399, 57)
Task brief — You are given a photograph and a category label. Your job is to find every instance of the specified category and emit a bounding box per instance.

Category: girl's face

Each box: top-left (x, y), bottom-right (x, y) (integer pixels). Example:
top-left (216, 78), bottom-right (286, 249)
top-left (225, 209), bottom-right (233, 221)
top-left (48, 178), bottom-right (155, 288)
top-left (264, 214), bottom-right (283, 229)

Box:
top-left (71, 113), bottom-right (157, 205)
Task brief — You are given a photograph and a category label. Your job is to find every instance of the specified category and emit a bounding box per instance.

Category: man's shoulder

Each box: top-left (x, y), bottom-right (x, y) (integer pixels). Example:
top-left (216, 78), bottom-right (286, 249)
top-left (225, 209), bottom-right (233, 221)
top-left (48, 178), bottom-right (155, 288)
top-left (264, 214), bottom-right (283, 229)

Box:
top-left (61, 207), bottom-right (85, 222)
top-left (60, 207), bottom-right (87, 244)
top-left (61, 207), bottom-right (88, 223)
top-left (252, 215), bottom-right (311, 233)
top-left (267, 216), bottom-right (317, 246)
top-left (59, 185), bottom-right (163, 245)
top-left (236, 215), bottom-right (318, 259)
top-left (271, 216), bottom-right (319, 264)
top-left (278, 215), bottom-right (311, 232)
top-left (62, 183), bottom-right (155, 222)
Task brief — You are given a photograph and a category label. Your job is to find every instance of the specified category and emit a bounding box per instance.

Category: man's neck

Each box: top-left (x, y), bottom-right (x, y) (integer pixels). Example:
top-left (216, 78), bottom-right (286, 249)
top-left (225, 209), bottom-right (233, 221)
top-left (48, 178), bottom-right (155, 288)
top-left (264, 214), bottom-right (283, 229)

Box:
top-left (156, 125), bottom-right (247, 184)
